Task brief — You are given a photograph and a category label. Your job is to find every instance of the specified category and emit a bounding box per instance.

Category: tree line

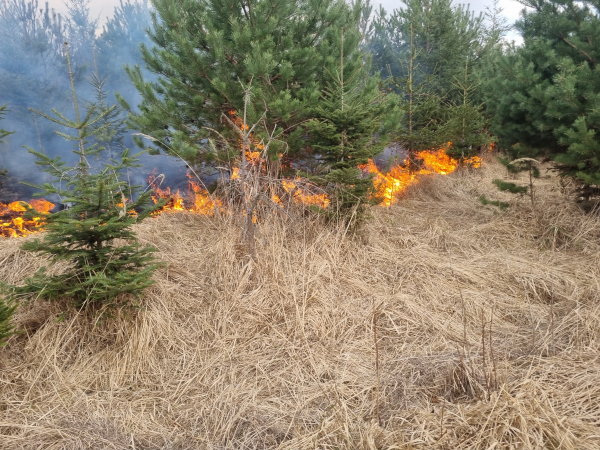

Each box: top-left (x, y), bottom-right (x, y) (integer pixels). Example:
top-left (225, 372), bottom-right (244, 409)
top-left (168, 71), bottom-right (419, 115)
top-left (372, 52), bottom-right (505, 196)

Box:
top-left (1, 0), bottom-right (600, 337)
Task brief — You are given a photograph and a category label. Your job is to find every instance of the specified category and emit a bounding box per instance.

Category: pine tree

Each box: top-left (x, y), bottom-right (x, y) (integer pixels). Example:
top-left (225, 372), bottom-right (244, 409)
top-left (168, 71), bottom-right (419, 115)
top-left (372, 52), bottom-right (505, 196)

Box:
top-left (11, 44), bottom-right (161, 312)
top-left (369, 0), bottom-right (486, 91)
top-left (64, 0), bottom-right (98, 74)
top-left (366, 0), bottom-right (500, 158)
top-left (0, 104), bottom-right (16, 344)
top-left (0, 104), bottom-right (14, 141)
top-left (118, 0), bottom-right (363, 174)
top-left (388, 24), bottom-right (450, 153)
top-left (482, 0), bottom-right (600, 202)
top-left (445, 59), bottom-right (490, 160)
top-left (0, 0), bottom-right (69, 118)
top-left (307, 30), bottom-right (394, 225)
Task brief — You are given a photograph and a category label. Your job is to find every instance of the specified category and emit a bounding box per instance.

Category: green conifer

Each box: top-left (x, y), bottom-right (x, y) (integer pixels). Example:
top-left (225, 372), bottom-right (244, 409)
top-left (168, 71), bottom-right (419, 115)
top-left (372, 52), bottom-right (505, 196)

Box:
top-left (307, 30), bottom-right (393, 225)
top-left (12, 43), bottom-right (161, 312)
top-left (482, 0), bottom-right (600, 202)
top-left (118, 0), bottom-right (363, 174)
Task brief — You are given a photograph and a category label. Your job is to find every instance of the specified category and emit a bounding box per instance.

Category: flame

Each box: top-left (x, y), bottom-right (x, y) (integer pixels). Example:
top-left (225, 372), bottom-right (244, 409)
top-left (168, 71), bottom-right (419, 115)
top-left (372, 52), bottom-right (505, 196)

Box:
top-left (360, 144), bottom-right (482, 207)
top-left (2, 142), bottom-right (481, 238)
top-left (147, 171), bottom-right (222, 216)
top-left (281, 179), bottom-right (330, 209)
top-left (188, 175), bottom-right (222, 215)
top-left (28, 199), bottom-right (55, 214)
top-left (1, 199), bottom-right (55, 238)
top-left (362, 161), bottom-right (419, 207)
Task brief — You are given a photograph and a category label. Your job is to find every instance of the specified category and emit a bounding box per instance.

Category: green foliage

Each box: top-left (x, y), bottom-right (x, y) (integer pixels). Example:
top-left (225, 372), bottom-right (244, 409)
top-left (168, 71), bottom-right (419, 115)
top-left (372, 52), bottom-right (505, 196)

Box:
top-left (307, 39), bottom-right (394, 224)
top-left (11, 47), bottom-right (161, 312)
top-left (120, 0), bottom-right (364, 171)
top-left (86, 67), bottom-right (127, 159)
top-left (0, 103), bottom-right (14, 185)
top-left (0, 104), bottom-right (14, 143)
top-left (481, 0), bottom-right (600, 191)
top-left (369, 0), bottom-right (487, 85)
top-left (479, 194), bottom-right (509, 210)
top-left (0, 296), bottom-right (17, 346)
top-left (493, 179), bottom-right (528, 194)
top-left (387, 25), bottom-right (450, 152)
top-left (365, 0), bottom-right (496, 157)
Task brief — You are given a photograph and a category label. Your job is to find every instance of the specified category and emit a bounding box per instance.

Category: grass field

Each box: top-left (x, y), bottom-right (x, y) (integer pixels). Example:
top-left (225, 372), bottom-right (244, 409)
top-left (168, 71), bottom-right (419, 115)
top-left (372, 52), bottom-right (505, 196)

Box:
top-left (1, 158), bottom-right (599, 449)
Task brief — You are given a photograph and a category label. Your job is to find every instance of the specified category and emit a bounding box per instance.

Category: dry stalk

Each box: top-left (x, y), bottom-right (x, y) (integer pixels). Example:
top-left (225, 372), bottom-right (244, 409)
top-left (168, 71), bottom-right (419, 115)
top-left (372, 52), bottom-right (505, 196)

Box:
top-left (489, 302), bottom-right (498, 390)
top-left (481, 308), bottom-right (490, 398)
top-left (372, 298), bottom-right (382, 427)
top-left (550, 290), bottom-right (555, 356)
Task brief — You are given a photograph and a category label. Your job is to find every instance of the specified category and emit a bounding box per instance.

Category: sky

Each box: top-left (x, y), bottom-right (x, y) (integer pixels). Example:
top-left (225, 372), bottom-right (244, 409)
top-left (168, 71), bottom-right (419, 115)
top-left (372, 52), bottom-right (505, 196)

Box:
top-left (45, 0), bottom-right (526, 29)
top-left (44, 0), bottom-right (526, 43)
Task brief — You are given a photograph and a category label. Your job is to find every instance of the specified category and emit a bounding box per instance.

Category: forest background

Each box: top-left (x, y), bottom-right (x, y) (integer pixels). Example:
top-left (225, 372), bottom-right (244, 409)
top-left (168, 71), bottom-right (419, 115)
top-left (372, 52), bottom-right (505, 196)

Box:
top-left (2, 0), bottom-right (599, 209)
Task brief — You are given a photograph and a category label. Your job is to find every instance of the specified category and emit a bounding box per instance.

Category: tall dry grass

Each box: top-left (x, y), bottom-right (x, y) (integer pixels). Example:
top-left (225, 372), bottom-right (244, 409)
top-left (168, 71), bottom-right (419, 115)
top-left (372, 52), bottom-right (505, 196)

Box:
top-left (1, 158), bottom-right (599, 449)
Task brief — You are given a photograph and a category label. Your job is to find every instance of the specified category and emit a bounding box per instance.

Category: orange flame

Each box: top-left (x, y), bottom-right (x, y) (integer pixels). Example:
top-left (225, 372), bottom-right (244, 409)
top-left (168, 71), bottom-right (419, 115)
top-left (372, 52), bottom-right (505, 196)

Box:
top-left (148, 172), bottom-right (222, 216)
top-left (1, 199), bottom-right (55, 238)
top-left (360, 143), bottom-right (481, 207)
top-left (2, 143), bottom-right (481, 238)
top-left (281, 179), bottom-right (330, 209)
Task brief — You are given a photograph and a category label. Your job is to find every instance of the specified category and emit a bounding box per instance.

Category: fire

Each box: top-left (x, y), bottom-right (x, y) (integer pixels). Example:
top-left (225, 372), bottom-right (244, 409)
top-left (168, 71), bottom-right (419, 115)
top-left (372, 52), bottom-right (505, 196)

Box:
top-left (2, 143), bottom-right (481, 238)
top-left (188, 176), bottom-right (222, 215)
top-left (1, 199), bottom-right (55, 238)
top-left (362, 161), bottom-right (419, 207)
top-left (361, 144), bottom-right (481, 207)
top-left (148, 172), bottom-right (222, 216)
top-left (281, 179), bottom-right (330, 209)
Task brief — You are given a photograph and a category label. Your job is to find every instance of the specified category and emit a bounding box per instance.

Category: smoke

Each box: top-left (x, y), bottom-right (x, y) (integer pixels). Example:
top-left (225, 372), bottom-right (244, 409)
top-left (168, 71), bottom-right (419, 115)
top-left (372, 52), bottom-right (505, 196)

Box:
top-left (0, 0), bottom-right (187, 204)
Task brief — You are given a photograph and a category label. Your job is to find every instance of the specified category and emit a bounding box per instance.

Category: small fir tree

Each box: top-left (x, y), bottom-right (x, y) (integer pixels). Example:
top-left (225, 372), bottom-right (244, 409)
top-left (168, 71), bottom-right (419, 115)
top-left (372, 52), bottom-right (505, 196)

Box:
top-left (307, 30), bottom-right (393, 225)
top-left (85, 53), bottom-right (127, 159)
top-left (12, 43), bottom-right (161, 311)
top-left (389, 24), bottom-right (451, 154)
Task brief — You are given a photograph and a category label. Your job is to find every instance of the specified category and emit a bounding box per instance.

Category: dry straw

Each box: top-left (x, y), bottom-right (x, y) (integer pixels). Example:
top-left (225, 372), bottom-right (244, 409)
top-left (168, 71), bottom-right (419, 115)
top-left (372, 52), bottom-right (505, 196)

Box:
top-left (1, 158), bottom-right (599, 449)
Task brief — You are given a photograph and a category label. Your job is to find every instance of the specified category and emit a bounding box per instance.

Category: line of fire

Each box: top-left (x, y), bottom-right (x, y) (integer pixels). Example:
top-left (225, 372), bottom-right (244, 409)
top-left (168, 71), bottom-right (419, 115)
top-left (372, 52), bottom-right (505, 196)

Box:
top-left (1, 141), bottom-right (480, 238)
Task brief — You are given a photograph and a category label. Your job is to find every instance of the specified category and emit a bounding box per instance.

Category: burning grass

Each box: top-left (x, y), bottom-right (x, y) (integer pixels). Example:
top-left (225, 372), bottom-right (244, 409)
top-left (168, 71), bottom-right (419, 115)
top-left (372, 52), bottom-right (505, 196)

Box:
top-left (1, 157), bottom-right (599, 449)
top-left (0, 199), bottom-right (54, 238)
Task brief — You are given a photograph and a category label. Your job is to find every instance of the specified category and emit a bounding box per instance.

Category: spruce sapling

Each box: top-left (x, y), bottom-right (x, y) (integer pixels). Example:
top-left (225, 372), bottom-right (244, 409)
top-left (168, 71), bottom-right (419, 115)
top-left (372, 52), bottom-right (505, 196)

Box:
top-left (11, 43), bottom-right (162, 312)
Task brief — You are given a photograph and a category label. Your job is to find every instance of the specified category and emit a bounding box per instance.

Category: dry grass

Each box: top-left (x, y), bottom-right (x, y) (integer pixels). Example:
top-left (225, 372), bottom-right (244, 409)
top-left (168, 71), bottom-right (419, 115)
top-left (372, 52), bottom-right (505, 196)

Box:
top-left (1, 158), bottom-right (599, 449)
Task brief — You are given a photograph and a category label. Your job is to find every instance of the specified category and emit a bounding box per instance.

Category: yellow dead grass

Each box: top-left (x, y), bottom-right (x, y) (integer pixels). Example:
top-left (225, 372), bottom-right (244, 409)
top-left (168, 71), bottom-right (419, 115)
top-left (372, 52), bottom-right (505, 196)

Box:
top-left (1, 157), bottom-right (599, 449)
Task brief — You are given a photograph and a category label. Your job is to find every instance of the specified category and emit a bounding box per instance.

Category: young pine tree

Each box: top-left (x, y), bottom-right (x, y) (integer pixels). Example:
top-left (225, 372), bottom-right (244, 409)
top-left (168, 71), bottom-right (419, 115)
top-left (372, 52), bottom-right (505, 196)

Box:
top-left (307, 31), bottom-right (393, 225)
top-left (85, 53), bottom-right (127, 160)
top-left (12, 44), bottom-right (161, 312)
top-left (389, 25), bottom-right (450, 154)
top-left (482, 0), bottom-right (600, 204)
top-left (119, 0), bottom-right (362, 174)
top-left (445, 59), bottom-right (490, 160)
